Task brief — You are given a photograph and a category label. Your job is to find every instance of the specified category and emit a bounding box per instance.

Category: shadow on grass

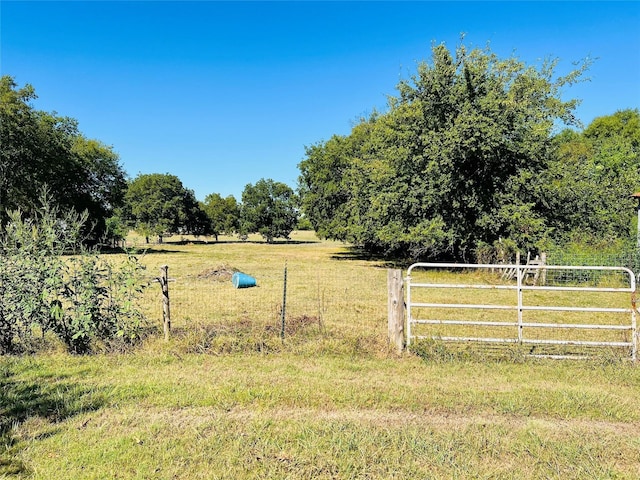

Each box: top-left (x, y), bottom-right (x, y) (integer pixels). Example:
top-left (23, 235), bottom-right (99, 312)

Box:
top-left (330, 246), bottom-right (408, 269)
top-left (98, 246), bottom-right (187, 255)
top-left (266, 239), bottom-right (321, 245)
top-left (0, 360), bottom-right (107, 476)
top-left (161, 238), bottom-right (321, 246)
top-left (99, 238), bottom-right (321, 254)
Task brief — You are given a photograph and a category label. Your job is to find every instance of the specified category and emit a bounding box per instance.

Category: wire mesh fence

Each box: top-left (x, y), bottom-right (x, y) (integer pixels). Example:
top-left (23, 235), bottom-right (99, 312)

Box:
top-left (547, 247), bottom-right (640, 270)
top-left (139, 249), bottom-right (391, 353)
top-left (546, 247), bottom-right (640, 286)
top-left (132, 236), bottom-right (640, 358)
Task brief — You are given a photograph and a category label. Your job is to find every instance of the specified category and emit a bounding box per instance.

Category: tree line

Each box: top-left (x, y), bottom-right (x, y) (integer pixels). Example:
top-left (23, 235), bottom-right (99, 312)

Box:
top-left (2, 40), bottom-right (639, 259)
top-left (1, 75), bottom-right (300, 245)
top-left (115, 174), bottom-right (300, 244)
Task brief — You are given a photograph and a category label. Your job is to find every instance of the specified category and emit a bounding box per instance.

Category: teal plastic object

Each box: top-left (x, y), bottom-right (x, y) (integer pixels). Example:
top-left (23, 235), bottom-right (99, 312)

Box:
top-left (232, 272), bottom-right (257, 288)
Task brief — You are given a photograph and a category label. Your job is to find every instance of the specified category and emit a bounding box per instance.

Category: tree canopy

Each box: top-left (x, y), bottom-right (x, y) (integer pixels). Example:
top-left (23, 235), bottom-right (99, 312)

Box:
top-left (123, 173), bottom-right (210, 242)
top-left (540, 109), bottom-right (640, 244)
top-left (4, 59), bottom-right (636, 255)
top-left (201, 193), bottom-right (240, 241)
top-left (240, 178), bottom-right (299, 242)
top-left (0, 76), bottom-right (127, 239)
top-left (299, 42), bottom-right (599, 260)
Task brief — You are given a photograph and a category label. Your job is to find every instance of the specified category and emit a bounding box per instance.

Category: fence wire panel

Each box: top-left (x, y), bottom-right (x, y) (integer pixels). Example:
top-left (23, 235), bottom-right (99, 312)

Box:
top-left (547, 248), bottom-right (640, 274)
top-left (406, 263), bottom-right (638, 361)
top-left (140, 259), bottom-right (388, 344)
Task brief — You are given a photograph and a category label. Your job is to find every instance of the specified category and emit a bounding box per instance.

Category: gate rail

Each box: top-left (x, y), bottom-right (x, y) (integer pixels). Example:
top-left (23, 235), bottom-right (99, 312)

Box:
top-left (406, 263), bottom-right (638, 361)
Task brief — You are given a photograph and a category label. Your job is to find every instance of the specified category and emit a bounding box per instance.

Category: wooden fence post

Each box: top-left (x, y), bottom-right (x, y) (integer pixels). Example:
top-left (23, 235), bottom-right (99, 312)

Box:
top-left (387, 269), bottom-right (405, 353)
top-left (160, 265), bottom-right (171, 341)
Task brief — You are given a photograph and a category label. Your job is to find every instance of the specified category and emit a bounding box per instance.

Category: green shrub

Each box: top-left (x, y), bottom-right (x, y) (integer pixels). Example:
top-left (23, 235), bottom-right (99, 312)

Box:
top-left (0, 192), bottom-right (148, 354)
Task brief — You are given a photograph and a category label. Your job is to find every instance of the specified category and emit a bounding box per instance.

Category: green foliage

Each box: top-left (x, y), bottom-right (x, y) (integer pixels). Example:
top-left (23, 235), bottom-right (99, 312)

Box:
top-left (201, 193), bottom-right (240, 241)
top-left (0, 193), bottom-right (147, 354)
top-left (104, 213), bottom-right (129, 247)
top-left (123, 173), bottom-right (210, 242)
top-left (298, 124), bottom-right (370, 243)
top-left (296, 216), bottom-right (314, 231)
top-left (48, 253), bottom-right (147, 354)
top-left (0, 76), bottom-right (127, 239)
top-left (240, 178), bottom-right (299, 242)
top-left (299, 41), bottom-right (591, 260)
top-left (475, 238), bottom-right (519, 264)
top-left (540, 109), bottom-right (640, 244)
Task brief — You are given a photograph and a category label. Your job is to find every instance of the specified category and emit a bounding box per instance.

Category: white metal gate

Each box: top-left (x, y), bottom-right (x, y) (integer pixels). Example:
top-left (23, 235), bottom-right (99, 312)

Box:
top-left (406, 263), bottom-right (638, 361)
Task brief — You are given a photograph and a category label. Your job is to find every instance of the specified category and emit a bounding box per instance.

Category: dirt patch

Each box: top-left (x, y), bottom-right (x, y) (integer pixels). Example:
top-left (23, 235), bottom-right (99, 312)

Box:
top-left (196, 264), bottom-right (239, 282)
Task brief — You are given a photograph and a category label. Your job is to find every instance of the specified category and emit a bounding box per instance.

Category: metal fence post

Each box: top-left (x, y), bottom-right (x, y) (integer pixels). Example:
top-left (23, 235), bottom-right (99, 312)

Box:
top-left (160, 265), bottom-right (171, 341)
top-left (280, 262), bottom-right (287, 341)
top-left (516, 263), bottom-right (523, 344)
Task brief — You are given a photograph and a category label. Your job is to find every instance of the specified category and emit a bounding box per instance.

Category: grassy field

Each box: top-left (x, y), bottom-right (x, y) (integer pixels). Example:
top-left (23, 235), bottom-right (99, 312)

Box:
top-left (1, 233), bottom-right (639, 479)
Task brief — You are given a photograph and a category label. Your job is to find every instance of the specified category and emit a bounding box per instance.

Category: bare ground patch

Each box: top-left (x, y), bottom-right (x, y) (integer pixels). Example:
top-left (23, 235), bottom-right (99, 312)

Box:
top-left (195, 264), bottom-right (239, 282)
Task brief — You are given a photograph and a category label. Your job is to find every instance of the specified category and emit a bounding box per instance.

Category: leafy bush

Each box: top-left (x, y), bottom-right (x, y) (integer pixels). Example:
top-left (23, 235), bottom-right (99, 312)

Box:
top-left (0, 192), bottom-right (147, 354)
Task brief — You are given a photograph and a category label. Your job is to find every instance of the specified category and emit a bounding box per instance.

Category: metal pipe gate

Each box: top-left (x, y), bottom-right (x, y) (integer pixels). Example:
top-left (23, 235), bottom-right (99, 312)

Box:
top-left (406, 263), bottom-right (638, 361)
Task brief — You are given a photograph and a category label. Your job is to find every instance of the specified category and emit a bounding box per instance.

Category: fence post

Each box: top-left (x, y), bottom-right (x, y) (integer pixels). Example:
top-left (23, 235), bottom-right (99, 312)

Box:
top-left (280, 261), bottom-right (288, 341)
top-left (160, 265), bottom-right (171, 341)
top-left (387, 269), bottom-right (405, 353)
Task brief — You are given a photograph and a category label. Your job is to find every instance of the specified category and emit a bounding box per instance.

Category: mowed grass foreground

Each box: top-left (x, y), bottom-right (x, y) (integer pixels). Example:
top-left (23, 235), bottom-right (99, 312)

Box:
top-left (2, 233), bottom-right (640, 479)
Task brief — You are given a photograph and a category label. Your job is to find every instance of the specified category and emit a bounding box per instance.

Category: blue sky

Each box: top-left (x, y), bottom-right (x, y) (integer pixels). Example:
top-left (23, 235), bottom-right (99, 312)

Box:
top-left (2, 1), bottom-right (639, 200)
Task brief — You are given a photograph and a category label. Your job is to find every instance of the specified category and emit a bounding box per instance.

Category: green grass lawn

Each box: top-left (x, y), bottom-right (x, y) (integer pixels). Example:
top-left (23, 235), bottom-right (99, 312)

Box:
top-left (2, 234), bottom-right (639, 479)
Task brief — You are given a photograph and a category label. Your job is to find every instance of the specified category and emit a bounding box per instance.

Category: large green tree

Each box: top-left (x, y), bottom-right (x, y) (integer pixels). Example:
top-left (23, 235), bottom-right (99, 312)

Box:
top-left (0, 76), bottom-right (127, 239)
top-left (123, 173), bottom-right (209, 243)
top-left (540, 109), bottom-right (640, 244)
top-left (201, 193), bottom-right (240, 241)
top-left (240, 179), bottom-right (299, 242)
top-left (299, 42), bottom-right (589, 260)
